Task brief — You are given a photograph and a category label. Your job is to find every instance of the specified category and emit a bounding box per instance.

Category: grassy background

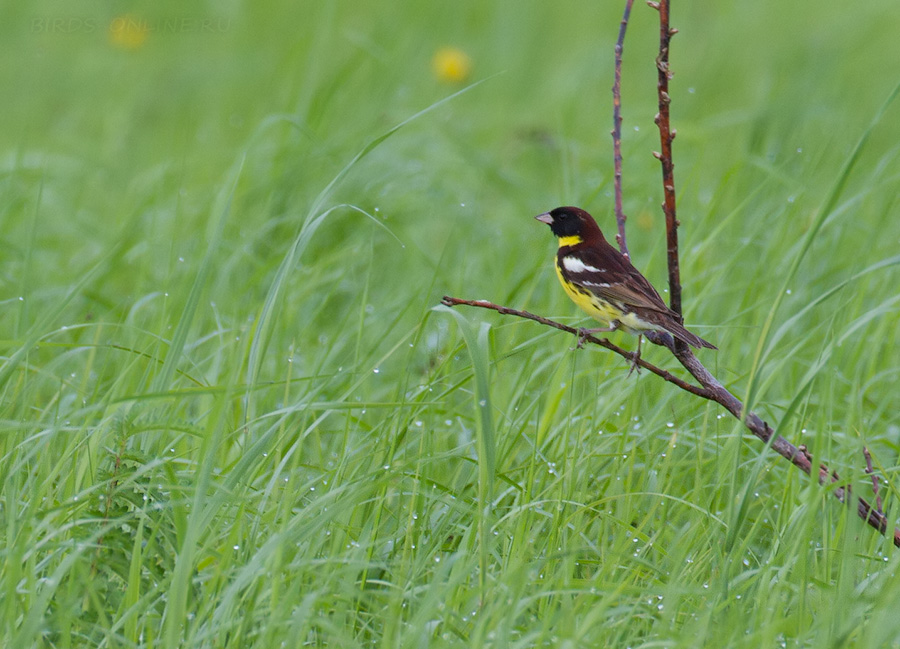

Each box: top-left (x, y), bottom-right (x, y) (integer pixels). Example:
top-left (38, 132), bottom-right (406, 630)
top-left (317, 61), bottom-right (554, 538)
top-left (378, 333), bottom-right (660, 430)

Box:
top-left (3, 0), bottom-right (900, 647)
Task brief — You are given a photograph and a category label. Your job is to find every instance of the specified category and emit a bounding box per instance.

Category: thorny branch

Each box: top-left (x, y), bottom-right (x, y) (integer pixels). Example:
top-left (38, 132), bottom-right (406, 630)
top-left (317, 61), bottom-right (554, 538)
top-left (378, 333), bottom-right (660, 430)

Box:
top-left (648, 0), bottom-right (683, 323)
top-left (612, 0), bottom-right (635, 259)
top-left (442, 0), bottom-right (899, 548)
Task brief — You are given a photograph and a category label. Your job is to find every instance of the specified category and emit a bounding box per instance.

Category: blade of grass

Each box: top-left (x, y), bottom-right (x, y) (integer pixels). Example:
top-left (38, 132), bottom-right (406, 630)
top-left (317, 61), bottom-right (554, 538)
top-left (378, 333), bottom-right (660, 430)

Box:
top-left (245, 78), bottom-right (494, 404)
top-left (744, 80), bottom-right (900, 413)
top-left (151, 156), bottom-right (244, 392)
top-left (436, 305), bottom-right (496, 600)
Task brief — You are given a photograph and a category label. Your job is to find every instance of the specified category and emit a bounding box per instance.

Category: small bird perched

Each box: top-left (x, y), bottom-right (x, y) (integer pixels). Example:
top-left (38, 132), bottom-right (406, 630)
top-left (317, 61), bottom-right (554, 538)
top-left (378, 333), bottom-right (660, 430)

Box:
top-left (535, 206), bottom-right (716, 352)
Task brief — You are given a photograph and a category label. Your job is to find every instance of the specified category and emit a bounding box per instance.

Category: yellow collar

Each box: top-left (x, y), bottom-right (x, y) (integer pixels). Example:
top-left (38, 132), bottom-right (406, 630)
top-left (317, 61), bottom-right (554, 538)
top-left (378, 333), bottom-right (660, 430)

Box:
top-left (558, 235), bottom-right (583, 247)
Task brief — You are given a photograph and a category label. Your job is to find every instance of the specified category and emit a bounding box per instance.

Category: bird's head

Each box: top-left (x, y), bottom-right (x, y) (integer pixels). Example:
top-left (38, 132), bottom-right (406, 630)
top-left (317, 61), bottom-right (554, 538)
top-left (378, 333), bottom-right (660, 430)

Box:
top-left (535, 206), bottom-right (604, 246)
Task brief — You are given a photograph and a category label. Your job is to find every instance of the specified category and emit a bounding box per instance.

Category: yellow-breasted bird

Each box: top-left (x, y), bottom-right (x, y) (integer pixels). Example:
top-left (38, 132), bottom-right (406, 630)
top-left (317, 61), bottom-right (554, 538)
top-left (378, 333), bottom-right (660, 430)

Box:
top-left (536, 206), bottom-right (716, 351)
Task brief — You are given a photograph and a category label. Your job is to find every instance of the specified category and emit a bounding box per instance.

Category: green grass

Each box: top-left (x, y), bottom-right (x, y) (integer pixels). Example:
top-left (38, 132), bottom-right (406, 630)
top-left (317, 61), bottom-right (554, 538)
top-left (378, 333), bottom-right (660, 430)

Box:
top-left (3, 0), bottom-right (900, 647)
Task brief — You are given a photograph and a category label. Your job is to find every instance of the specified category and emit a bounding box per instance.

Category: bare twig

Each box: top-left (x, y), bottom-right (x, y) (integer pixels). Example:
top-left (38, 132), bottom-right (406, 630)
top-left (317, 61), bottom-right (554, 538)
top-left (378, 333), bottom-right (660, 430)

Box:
top-left (441, 296), bottom-right (710, 397)
top-left (612, 0), bottom-right (635, 258)
top-left (648, 0), bottom-right (683, 322)
top-left (863, 446), bottom-right (884, 514)
top-left (441, 295), bottom-right (900, 546)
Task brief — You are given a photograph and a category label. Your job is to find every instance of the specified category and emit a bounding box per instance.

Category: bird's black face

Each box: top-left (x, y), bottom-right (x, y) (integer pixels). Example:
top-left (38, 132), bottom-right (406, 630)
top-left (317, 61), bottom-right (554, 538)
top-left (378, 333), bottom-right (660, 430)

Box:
top-left (535, 207), bottom-right (587, 239)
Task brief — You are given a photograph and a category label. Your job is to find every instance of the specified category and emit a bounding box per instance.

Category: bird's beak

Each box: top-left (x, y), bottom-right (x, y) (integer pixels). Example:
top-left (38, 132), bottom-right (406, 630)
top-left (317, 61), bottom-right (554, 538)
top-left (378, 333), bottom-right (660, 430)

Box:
top-left (535, 212), bottom-right (553, 225)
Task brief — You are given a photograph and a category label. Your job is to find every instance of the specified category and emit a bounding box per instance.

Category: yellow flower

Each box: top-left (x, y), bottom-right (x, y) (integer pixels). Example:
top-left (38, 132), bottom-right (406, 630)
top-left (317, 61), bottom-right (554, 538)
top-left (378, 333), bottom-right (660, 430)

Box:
top-left (109, 14), bottom-right (148, 50)
top-left (432, 47), bottom-right (472, 83)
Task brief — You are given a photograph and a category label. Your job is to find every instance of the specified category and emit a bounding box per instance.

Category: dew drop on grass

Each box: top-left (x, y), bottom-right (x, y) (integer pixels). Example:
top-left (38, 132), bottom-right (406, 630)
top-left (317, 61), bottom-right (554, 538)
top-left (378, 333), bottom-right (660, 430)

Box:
top-left (178, 257), bottom-right (184, 262)
top-left (478, 399), bottom-right (487, 407)
top-left (415, 421), bottom-right (423, 427)
top-left (373, 368), bottom-right (380, 374)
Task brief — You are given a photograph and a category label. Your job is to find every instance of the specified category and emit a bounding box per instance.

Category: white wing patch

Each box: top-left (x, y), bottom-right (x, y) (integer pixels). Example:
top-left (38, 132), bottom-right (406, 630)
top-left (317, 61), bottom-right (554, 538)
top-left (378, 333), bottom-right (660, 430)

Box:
top-left (562, 256), bottom-right (605, 274)
top-left (582, 281), bottom-right (611, 288)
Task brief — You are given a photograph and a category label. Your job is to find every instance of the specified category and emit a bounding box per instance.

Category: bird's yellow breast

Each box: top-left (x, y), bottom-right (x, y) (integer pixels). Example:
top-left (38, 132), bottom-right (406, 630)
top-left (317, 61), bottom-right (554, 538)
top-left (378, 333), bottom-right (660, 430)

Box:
top-left (554, 260), bottom-right (659, 335)
top-left (554, 262), bottom-right (622, 324)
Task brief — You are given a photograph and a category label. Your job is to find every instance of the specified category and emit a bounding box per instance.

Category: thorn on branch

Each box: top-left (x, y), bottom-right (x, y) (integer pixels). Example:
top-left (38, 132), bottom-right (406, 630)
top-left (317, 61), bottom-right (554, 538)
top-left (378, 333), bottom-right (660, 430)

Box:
top-left (647, 1), bottom-right (660, 9)
top-left (798, 445), bottom-right (813, 463)
top-left (669, 27), bottom-right (678, 36)
top-left (652, 151), bottom-right (662, 159)
top-left (863, 446), bottom-right (884, 514)
top-left (670, 129), bottom-right (677, 140)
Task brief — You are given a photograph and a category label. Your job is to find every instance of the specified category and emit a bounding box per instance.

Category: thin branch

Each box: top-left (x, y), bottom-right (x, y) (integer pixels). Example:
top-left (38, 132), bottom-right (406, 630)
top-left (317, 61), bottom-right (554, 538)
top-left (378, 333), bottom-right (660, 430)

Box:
top-left (441, 296), bottom-right (710, 397)
top-left (441, 295), bottom-right (900, 547)
top-left (612, 0), bottom-right (635, 259)
top-left (648, 0), bottom-right (683, 320)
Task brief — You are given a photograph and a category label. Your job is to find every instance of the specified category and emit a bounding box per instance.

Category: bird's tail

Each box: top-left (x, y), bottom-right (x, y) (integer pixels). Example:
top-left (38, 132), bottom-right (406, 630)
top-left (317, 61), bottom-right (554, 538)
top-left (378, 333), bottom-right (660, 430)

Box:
top-left (663, 319), bottom-right (717, 350)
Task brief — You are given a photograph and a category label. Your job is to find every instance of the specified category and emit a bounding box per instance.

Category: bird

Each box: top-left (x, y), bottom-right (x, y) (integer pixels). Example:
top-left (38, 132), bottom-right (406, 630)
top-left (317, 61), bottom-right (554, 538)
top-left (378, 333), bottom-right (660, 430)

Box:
top-left (535, 206), bottom-right (716, 354)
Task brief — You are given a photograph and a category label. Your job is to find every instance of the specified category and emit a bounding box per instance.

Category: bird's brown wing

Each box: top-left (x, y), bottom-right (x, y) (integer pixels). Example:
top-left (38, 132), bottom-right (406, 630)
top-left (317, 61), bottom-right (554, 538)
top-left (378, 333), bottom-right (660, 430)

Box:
top-left (561, 244), bottom-right (674, 316)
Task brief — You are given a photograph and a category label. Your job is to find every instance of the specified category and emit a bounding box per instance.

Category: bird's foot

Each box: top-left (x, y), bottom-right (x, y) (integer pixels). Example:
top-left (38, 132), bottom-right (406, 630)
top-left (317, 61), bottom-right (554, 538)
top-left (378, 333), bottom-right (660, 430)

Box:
top-left (572, 326), bottom-right (615, 350)
top-left (626, 335), bottom-right (644, 377)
